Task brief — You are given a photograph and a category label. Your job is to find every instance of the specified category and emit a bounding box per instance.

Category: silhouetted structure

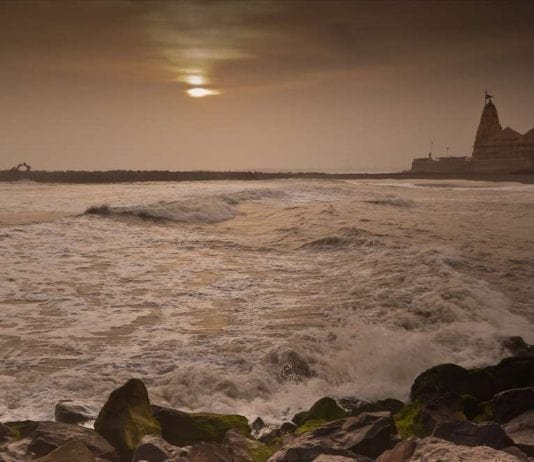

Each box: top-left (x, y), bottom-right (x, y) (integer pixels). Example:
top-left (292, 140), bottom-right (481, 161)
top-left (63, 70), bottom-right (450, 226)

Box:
top-left (412, 93), bottom-right (534, 173)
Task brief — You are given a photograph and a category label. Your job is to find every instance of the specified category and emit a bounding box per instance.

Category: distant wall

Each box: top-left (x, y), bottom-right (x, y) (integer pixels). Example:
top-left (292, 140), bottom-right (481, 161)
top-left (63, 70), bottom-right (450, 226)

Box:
top-left (471, 158), bottom-right (534, 173)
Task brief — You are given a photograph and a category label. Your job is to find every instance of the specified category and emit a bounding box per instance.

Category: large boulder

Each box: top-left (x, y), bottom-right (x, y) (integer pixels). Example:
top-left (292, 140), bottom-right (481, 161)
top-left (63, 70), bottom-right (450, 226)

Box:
top-left (54, 401), bottom-right (95, 426)
top-left (33, 440), bottom-right (96, 462)
top-left (407, 437), bottom-right (522, 462)
top-left (433, 420), bottom-right (513, 450)
top-left (491, 388), bottom-right (534, 423)
top-left (26, 421), bottom-right (118, 460)
top-left (503, 410), bottom-right (534, 456)
top-left (152, 405), bottom-right (250, 446)
top-left (293, 398), bottom-right (348, 427)
top-left (268, 350), bottom-right (315, 384)
top-left (410, 357), bottom-right (534, 404)
top-left (268, 412), bottom-right (395, 461)
top-left (94, 379), bottom-right (160, 462)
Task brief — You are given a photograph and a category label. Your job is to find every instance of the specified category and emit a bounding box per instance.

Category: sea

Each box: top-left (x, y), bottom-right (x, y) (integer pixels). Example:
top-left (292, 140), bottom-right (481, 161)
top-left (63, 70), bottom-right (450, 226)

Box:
top-left (1, 178), bottom-right (533, 424)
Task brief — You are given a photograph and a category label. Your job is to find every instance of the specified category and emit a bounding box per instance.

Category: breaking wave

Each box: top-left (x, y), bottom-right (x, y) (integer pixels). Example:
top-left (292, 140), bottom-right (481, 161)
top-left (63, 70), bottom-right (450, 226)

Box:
top-left (364, 196), bottom-right (415, 207)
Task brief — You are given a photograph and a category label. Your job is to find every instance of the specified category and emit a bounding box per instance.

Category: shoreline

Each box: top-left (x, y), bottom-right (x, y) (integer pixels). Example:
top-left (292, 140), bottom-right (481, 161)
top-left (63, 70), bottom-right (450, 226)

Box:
top-left (1, 169), bottom-right (534, 184)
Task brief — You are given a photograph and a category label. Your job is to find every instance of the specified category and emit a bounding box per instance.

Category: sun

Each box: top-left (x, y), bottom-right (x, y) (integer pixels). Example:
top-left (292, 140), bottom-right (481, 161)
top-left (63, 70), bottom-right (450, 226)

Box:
top-left (186, 88), bottom-right (220, 98)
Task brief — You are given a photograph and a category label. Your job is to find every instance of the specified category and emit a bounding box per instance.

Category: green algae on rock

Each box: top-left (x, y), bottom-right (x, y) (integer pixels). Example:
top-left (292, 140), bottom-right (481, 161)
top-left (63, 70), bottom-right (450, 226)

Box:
top-left (94, 378), bottom-right (160, 462)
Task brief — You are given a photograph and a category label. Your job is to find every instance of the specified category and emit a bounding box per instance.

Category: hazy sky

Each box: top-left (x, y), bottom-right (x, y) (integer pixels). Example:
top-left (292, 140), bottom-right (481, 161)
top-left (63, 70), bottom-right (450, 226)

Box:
top-left (1, 0), bottom-right (534, 172)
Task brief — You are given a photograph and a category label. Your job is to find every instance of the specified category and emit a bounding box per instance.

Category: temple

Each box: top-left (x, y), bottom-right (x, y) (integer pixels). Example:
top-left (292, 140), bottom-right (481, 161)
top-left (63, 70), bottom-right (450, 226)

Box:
top-left (411, 93), bottom-right (534, 173)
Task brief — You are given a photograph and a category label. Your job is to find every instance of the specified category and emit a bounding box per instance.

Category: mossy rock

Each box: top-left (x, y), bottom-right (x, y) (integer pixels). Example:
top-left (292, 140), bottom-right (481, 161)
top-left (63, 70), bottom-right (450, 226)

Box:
top-left (393, 401), bottom-right (427, 439)
top-left (152, 405), bottom-right (250, 446)
top-left (292, 397), bottom-right (347, 427)
top-left (4, 420), bottom-right (39, 440)
top-left (94, 378), bottom-right (160, 462)
top-left (473, 401), bottom-right (495, 423)
top-left (410, 363), bottom-right (470, 403)
top-left (460, 394), bottom-right (483, 420)
top-left (294, 419), bottom-right (330, 435)
top-left (224, 428), bottom-right (274, 462)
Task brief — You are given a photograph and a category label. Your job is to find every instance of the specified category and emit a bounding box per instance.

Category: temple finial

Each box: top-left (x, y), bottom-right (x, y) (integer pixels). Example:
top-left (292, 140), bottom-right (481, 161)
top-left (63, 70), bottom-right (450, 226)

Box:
top-left (484, 89), bottom-right (493, 104)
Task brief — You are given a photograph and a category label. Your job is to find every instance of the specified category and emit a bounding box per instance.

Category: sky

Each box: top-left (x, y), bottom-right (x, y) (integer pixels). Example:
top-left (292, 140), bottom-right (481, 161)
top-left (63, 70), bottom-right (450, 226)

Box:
top-left (1, 0), bottom-right (534, 172)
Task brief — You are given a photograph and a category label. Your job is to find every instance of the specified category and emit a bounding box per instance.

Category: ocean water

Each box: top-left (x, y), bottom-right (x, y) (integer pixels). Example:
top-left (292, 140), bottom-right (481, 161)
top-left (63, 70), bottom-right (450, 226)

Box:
top-left (0, 179), bottom-right (533, 424)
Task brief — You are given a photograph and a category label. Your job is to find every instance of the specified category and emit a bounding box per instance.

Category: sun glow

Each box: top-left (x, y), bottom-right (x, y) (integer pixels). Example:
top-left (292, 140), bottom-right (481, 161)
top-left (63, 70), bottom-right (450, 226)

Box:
top-left (186, 75), bottom-right (206, 85)
top-left (186, 87), bottom-right (220, 98)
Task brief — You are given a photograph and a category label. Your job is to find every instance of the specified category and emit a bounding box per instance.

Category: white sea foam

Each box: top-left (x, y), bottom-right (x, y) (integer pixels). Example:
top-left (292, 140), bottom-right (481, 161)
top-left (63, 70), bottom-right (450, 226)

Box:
top-left (0, 178), bottom-right (532, 423)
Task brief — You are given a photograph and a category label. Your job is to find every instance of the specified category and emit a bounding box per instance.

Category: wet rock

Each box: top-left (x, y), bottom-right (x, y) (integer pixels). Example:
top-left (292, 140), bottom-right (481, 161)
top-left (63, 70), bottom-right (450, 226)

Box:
top-left (502, 445), bottom-right (530, 461)
top-left (4, 420), bottom-right (39, 439)
top-left (259, 422), bottom-right (297, 445)
top-left (492, 388), bottom-right (534, 423)
top-left (0, 437), bottom-right (32, 462)
top-left (502, 337), bottom-right (534, 358)
top-left (132, 435), bottom-right (185, 462)
top-left (268, 412), bottom-right (395, 461)
top-left (433, 420), bottom-right (513, 450)
top-left (269, 350), bottom-right (315, 384)
top-left (54, 401), bottom-right (95, 425)
top-left (348, 399), bottom-right (405, 418)
top-left (223, 429), bottom-right (273, 462)
top-left (504, 410), bottom-right (534, 456)
top-left (280, 422), bottom-right (297, 434)
top-left (411, 357), bottom-right (534, 404)
top-left (94, 379), bottom-right (160, 462)
top-left (376, 439), bottom-right (417, 462)
top-left (293, 397), bottom-right (348, 427)
top-left (252, 417), bottom-right (266, 433)
top-left (152, 405), bottom-right (250, 446)
top-left (33, 440), bottom-right (96, 462)
top-left (407, 437), bottom-right (521, 462)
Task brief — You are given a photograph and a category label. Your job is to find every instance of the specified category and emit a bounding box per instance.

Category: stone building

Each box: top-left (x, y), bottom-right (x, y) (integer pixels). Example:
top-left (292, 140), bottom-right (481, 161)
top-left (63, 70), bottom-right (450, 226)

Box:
top-left (411, 94), bottom-right (534, 173)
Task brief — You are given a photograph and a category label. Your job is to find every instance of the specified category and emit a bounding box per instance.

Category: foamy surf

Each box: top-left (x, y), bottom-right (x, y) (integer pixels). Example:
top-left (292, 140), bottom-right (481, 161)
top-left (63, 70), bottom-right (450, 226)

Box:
top-left (0, 178), bottom-right (532, 424)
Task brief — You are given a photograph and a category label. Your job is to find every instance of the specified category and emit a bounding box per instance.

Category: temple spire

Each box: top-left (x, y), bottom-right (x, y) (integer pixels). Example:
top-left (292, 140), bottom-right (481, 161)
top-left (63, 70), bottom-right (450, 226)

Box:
top-left (474, 91), bottom-right (501, 148)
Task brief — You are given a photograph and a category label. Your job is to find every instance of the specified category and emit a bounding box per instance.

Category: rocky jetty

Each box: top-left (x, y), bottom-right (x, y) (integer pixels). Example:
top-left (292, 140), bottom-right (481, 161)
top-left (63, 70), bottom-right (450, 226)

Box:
top-left (1, 338), bottom-right (533, 461)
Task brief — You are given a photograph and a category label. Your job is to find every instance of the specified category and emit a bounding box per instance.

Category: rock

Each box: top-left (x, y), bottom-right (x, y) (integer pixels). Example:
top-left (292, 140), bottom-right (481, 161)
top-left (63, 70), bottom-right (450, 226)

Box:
top-left (504, 410), bottom-right (534, 456)
top-left (280, 422), bottom-right (297, 434)
top-left (410, 357), bottom-right (534, 404)
top-left (312, 456), bottom-right (370, 462)
top-left (268, 350), bottom-right (315, 383)
top-left (223, 429), bottom-right (273, 461)
top-left (152, 405), bottom-right (250, 446)
top-left (376, 439), bottom-right (417, 462)
top-left (407, 437), bottom-right (522, 462)
top-left (293, 397), bottom-right (348, 427)
top-left (433, 420), bottom-right (514, 450)
top-left (0, 423), bottom-right (8, 442)
top-left (502, 337), bottom-right (534, 358)
top-left (0, 437), bottom-right (32, 462)
top-left (259, 422), bottom-right (297, 445)
top-left (94, 378), bottom-right (160, 462)
top-left (132, 435), bottom-right (185, 462)
top-left (252, 417), bottom-right (266, 433)
top-left (54, 401), bottom-right (95, 425)
top-left (339, 398), bottom-right (405, 418)
top-left (502, 445), bottom-right (530, 461)
top-left (4, 420), bottom-right (39, 439)
top-left (268, 412), bottom-right (395, 461)
top-left (492, 388), bottom-right (534, 423)
top-left (187, 442), bottom-right (233, 462)
top-left (33, 440), bottom-right (96, 462)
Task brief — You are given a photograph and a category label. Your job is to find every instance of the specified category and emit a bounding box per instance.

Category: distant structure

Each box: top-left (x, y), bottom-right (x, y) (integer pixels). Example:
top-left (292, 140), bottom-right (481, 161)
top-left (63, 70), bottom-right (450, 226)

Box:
top-left (411, 92), bottom-right (534, 173)
top-left (10, 162), bottom-right (32, 172)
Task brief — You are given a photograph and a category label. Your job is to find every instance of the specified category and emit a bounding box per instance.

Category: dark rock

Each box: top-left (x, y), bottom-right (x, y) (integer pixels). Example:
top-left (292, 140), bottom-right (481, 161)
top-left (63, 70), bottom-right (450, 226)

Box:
top-left (348, 399), bottom-right (405, 418)
top-left (492, 388), bottom-right (534, 423)
top-left (376, 439), bottom-right (417, 462)
top-left (280, 422), bottom-right (297, 434)
top-left (502, 336), bottom-right (534, 357)
top-left (0, 437), bottom-right (32, 462)
top-left (0, 423), bottom-right (8, 442)
top-left (269, 411), bottom-right (395, 461)
top-left (152, 405), bottom-right (250, 446)
top-left (223, 428), bottom-right (273, 461)
top-left (292, 397), bottom-right (347, 427)
top-left (23, 421), bottom-right (118, 460)
top-left (252, 417), bottom-right (266, 433)
top-left (4, 420), bottom-right (39, 439)
top-left (270, 350), bottom-right (315, 384)
top-left (132, 435), bottom-right (185, 462)
top-left (434, 420), bottom-right (514, 449)
top-left (54, 401), bottom-right (95, 425)
top-left (33, 440), bottom-right (96, 462)
top-left (504, 410), bottom-right (534, 456)
top-left (411, 357), bottom-right (534, 404)
top-left (94, 378), bottom-right (160, 462)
